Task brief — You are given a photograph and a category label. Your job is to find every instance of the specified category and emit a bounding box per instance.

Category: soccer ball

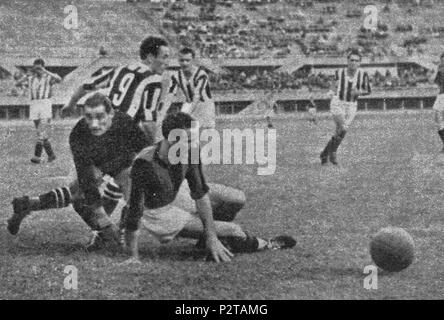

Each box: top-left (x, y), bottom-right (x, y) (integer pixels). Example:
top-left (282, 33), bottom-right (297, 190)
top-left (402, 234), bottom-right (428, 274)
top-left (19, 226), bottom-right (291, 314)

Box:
top-left (369, 227), bottom-right (414, 272)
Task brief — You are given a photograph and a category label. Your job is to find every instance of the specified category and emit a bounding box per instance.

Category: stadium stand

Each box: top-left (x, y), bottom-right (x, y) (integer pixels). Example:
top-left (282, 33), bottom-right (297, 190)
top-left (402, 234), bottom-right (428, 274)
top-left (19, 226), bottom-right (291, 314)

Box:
top-left (0, 0), bottom-right (162, 58)
top-left (1, 0), bottom-right (444, 119)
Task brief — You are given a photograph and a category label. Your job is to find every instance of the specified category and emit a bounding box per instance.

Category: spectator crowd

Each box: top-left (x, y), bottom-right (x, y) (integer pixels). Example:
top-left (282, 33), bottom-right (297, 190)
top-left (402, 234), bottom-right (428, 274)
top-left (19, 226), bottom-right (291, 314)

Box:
top-left (209, 66), bottom-right (433, 93)
top-left (0, 64), bottom-right (434, 98)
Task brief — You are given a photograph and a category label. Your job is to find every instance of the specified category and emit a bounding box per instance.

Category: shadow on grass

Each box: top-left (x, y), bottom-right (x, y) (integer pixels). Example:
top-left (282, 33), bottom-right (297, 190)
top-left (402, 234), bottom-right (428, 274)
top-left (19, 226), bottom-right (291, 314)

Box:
top-left (138, 243), bottom-right (210, 262)
top-left (5, 237), bottom-right (207, 262)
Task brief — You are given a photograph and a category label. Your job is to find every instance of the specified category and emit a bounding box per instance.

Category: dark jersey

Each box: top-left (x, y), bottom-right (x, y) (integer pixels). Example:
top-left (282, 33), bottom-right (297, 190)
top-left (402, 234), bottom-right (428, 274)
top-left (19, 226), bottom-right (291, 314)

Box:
top-left (83, 62), bottom-right (163, 123)
top-left (69, 111), bottom-right (149, 206)
top-left (126, 143), bottom-right (209, 231)
top-left (435, 69), bottom-right (444, 94)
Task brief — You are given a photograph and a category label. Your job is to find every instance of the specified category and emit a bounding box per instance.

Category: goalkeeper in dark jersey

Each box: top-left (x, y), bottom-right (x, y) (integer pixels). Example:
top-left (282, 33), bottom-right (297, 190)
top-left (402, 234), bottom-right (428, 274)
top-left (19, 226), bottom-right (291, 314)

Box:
top-left (7, 93), bottom-right (149, 250)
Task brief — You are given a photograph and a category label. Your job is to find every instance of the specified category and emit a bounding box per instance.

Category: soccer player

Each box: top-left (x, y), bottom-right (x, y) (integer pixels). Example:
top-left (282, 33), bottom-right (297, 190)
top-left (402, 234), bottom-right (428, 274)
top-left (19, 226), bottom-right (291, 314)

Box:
top-left (63, 36), bottom-right (171, 144)
top-left (8, 37), bottom-right (171, 246)
top-left (122, 112), bottom-right (296, 263)
top-left (320, 49), bottom-right (371, 165)
top-left (266, 98), bottom-right (278, 128)
top-left (7, 93), bottom-right (149, 248)
top-left (167, 47), bottom-right (216, 129)
top-left (430, 53), bottom-right (444, 152)
top-left (9, 38), bottom-right (245, 252)
top-left (16, 59), bottom-right (61, 163)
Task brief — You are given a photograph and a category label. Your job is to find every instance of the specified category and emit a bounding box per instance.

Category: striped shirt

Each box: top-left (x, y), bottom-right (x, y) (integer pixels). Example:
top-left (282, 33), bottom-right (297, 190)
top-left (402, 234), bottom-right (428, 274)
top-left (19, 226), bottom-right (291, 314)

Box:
top-left (335, 68), bottom-right (371, 102)
top-left (168, 66), bottom-right (212, 103)
top-left (28, 74), bottom-right (53, 100)
top-left (83, 62), bottom-right (163, 123)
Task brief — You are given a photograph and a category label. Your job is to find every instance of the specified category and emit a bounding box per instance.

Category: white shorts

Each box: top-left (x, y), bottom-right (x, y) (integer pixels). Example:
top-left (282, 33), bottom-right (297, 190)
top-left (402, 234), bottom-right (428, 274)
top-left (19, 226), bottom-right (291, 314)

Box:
top-left (29, 99), bottom-right (52, 120)
top-left (141, 181), bottom-right (196, 243)
top-left (433, 94), bottom-right (444, 112)
top-left (330, 96), bottom-right (357, 129)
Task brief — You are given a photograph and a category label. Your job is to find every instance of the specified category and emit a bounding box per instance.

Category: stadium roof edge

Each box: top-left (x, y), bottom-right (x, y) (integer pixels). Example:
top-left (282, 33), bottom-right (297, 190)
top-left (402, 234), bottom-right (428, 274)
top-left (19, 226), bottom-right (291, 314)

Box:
top-left (1, 87), bottom-right (438, 107)
top-left (1, 55), bottom-right (429, 71)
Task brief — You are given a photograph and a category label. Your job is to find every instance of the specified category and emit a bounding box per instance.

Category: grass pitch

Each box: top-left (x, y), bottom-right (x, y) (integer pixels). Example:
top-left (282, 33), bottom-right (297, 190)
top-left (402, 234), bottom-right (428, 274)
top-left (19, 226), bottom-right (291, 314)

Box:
top-left (0, 112), bottom-right (443, 299)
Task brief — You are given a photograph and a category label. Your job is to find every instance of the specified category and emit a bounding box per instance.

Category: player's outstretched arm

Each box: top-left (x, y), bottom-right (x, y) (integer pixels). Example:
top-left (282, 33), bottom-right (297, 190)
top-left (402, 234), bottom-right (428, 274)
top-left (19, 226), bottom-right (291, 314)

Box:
top-left (195, 194), bottom-right (233, 263)
top-left (43, 68), bottom-right (62, 84)
top-left (61, 85), bottom-right (89, 117)
top-left (122, 175), bottom-right (146, 262)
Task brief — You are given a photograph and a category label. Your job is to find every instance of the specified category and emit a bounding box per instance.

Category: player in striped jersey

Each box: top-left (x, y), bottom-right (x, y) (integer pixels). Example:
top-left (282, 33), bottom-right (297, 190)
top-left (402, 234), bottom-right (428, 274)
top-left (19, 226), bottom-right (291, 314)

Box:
top-left (16, 59), bottom-right (62, 164)
top-left (320, 49), bottom-right (371, 165)
top-left (167, 47), bottom-right (216, 129)
top-left (63, 37), bottom-right (170, 144)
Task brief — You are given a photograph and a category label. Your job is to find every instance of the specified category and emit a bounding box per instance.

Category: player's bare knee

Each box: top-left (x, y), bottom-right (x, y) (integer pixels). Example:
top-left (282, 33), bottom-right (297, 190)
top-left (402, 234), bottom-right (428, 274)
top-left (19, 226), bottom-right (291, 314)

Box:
top-left (233, 189), bottom-right (246, 206)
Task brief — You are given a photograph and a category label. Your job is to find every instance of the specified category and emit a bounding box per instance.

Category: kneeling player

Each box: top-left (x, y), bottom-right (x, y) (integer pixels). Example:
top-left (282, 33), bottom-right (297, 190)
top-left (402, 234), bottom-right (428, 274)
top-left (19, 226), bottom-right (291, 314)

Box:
top-left (7, 93), bottom-right (149, 249)
top-left (123, 112), bottom-right (296, 263)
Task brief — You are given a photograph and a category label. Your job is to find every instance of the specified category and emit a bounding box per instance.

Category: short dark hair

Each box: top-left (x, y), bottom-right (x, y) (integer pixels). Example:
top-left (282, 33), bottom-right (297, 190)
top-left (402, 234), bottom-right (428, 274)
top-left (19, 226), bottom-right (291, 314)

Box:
top-left (33, 58), bottom-right (45, 66)
top-left (440, 52), bottom-right (444, 59)
top-left (162, 112), bottom-right (195, 139)
top-left (347, 48), bottom-right (362, 60)
top-left (140, 36), bottom-right (169, 60)
top-left (179, 47), bottom-right (196, 58)
top-left (84, 92), bottom-right (113, 113)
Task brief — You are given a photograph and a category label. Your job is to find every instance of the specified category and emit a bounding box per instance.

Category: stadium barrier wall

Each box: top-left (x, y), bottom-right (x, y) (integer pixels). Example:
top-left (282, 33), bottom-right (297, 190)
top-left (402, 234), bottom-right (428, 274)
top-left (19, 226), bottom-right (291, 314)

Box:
top-left (0, 95), bottom-right (437, 121)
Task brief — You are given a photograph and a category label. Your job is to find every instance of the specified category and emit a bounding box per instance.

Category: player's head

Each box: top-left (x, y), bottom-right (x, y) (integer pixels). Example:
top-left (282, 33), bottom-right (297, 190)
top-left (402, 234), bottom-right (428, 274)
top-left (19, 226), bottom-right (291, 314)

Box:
top-left (83, 93), bottom-right (115, 136)
top-left (140, 36), bottom-right (170, 75)
top-left (178, 47), bottom-right (195, 73)
top-left (32, 58), bottom-right (45, 76)
top-left (440, 52), bottom-right (444, 64)
top-left (347, 49), bottom-right (362, 72)
top-left (162, 112), bottom-right (198, 149)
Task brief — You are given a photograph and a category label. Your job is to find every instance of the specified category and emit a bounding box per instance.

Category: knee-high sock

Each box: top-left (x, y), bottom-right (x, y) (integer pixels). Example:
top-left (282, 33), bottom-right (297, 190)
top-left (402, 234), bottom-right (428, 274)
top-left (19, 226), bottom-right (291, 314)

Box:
top-left (117, 205), bottom-right (129, 231)
top-left (438, 129), bottom-right (444, 144)
top-left (72, 199), bottom-right (112, 231)
top-left (30, 187), bottom-right (72, 211)
top-left (330, 130), bottom-right (347, 153)
top-left (218, 235), bottom-right (259, 253)
top-left (103, 198), bottom-right (120, 217)
top-left (321, 138), bottom-right (334, 157)
top-left (34, 139), bottom-right (43, 158)
top-left (43, 139), bottom-right (55, 158)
